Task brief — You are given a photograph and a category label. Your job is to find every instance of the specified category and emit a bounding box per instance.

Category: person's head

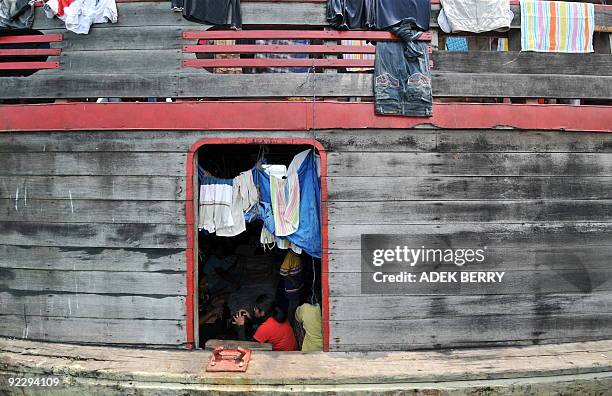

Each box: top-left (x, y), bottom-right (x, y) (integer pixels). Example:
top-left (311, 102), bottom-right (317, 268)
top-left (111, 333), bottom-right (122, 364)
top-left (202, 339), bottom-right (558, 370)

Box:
top-left (253, 294), bottom-right (287, 323)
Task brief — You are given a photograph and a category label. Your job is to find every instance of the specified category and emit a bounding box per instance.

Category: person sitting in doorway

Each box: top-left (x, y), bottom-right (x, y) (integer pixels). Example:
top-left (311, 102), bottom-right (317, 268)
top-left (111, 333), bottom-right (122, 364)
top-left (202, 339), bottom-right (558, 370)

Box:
top-left (232, 294), bottom-right (297, 351)
top-left (294, 294), bottom-right (323, 352)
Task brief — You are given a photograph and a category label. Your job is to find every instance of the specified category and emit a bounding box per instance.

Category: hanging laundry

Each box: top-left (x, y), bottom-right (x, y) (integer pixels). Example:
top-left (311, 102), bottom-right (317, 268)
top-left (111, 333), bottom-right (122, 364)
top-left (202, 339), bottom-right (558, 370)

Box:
top-left (520, 0), bottom-right (594, 53)
top-left (327, 0), bottom-right (430, 31)
top-left (253, 149), bottom-right (321, 258)
top-left (270, 170), bottom-right (300, 237)
top-left (437, 0), bottom-right (513, 34)
top-left (234, 170), bottom-right (258, 212)
top-left (445, 37), bottom-right (468, 51)
top-left (216, 180), bottom-right (246, 237)
top-left (375, 23), bottom-right (432, 117)
top-left (44, 0), bottom-right (118, 34)
top-left (0, 0), bottom-right (34, 29)
top-left (341, 40), bottom-right (375, 72)
top-left (327, 1), bottom-right (432, 117)
top-left (260, 226), bottom-right (303, 254)
top-left (327, 0), bottom-right (374, 30)
top-left (254, 39), bottom-right (310, 73)
top-left (198, 176), bottom-right (233, 233)
top-left (375, 0), bottom-right (430, 31)
top-left (182, 0), bottom-right (241, 29)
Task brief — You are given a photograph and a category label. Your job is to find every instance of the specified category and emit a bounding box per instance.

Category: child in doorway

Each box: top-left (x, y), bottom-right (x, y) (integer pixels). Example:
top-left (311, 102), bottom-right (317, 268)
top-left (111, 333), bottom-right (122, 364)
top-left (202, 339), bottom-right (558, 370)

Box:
top-left (232, 294), bottom-right (297, 351)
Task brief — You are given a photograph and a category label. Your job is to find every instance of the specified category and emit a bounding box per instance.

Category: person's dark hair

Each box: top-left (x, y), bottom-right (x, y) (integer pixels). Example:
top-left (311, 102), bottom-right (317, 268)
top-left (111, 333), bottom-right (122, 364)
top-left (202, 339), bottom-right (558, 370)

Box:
top-left (254, 294), bottom-right (287, 323)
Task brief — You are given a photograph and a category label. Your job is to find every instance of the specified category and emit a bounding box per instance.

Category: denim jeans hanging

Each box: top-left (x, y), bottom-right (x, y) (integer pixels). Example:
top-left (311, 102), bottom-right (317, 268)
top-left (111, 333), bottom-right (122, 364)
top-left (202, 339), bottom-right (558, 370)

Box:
top-left (374, 24), bottom-right (432, 117)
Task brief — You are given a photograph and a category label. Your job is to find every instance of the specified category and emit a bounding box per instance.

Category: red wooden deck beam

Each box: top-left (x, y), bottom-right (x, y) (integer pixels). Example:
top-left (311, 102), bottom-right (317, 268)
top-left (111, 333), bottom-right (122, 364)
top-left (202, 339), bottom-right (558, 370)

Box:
top-left (0, 61), bottom-right (60, 70)
top-left (183, 58), bottom-right (376, 68)
top-left (183, 30), bottom-right (432, 41)
top-left (0, 102), bottom-right (610, 133)
top-left (0, 34), bottom-right (63, 44)
top-left (0, 48), bottom-right (62, 56)
top-left (183, 44), bottom-right (376, 54)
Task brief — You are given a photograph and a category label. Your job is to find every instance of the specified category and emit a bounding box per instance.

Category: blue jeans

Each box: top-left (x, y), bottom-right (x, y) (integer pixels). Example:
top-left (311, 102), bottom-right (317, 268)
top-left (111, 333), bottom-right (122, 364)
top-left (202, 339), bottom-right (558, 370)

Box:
top-left (374, 25), bottom-right (432, 117)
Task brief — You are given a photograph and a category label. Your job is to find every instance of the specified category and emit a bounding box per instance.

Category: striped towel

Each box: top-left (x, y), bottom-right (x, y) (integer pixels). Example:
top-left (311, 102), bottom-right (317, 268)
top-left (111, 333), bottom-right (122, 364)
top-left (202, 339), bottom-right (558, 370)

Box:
top-left (341, 40), bottom-right (375, 72)
top-left (520, 0), bottom-right (594, 53)
top-left (270, 171), bottom-right (300, 237)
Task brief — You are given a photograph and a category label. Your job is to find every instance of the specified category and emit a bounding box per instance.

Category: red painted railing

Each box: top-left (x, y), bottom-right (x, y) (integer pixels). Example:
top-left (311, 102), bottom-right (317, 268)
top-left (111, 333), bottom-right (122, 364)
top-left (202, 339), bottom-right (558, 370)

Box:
top-left (182, 30), bottom-right (432, 70)
top-left (0, 34), bottom-right (62, 71)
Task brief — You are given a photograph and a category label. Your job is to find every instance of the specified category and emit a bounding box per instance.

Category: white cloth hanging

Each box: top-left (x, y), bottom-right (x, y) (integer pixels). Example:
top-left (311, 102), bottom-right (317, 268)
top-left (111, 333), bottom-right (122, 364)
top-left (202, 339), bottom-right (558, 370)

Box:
top-left (44, 0), bottom-right (118, 34)
top-left (198, 183), bottom-right (233, 233)
top-left (234, 170), bottom-right (258, 212)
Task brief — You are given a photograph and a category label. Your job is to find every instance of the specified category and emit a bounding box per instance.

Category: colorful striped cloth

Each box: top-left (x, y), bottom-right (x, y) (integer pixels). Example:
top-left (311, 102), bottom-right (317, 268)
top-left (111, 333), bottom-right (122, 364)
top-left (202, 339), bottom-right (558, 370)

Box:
top-left (520, 0), bottom-right (594, 53)
top-left (497, 37), bottom-right (509, 52)
top-left (255, 39), bottom-right (310, 73)
top-left (341, 40), bottom-right (375, 71)
top-left (270, 171), bottom-right (300, 237)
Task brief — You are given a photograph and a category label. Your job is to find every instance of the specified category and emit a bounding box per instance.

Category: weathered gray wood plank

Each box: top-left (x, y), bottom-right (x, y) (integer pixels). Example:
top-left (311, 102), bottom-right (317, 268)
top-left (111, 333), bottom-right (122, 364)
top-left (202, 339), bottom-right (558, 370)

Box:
top-left (328, 246), bottom-right (612, 272)
top-left (33, 2), bottom-right (329, 30)
top-left (330, 270), bottom-right (612, 296)
top-left (1, 199), bottom-right (186, 224)
top-left (327, 152), bottom-right (612, 177)
top-left (0, 152), bottom-right (186, 176)
top-left (177, 72), bottom-right (371, 98)
top-left (329, 314), bottom-right (612, 350)
top-left (60, 50), bottom-right (182, 74)
top-left (0, 245), bottom-right (185, 272)
top-left (327, 176), bottom-right (612, 201)
top-left (316, 130), bottom-right (612, 153)
top-left (0, 176), bottom-right (186, 200)
top-left (0, 73), bottom-right (180, 99)
top-left (0, 268), bottom-right (186, 295)
top-left (0, 222), bottom-right (186, 248)
top-left (0, 292), bottom-right (185, 320)
top-left (329, 336), bottom-right (610, 352)
top-left (328, 200), bottom-right (612, 224)
top-left (433, 130), bottom-right (612, 153)
top-left (0, 131), bottom-right (312, 153)
top-left (38, 26), bottom-right (188, 51)
top-left (0, 315), bottom-right (185, 345)
top-left (3, 72), bottom-right (611, 99)
top-left (328, 222), bottom-right (612, 250)
top-left (2, 130), bottom-right (609, 154)
top-left (432, 72), bottom-right (612, 99)
top-left (330, 293), bottom-right (612, 321)
top-left (432, 52), bottom-right (612, 76)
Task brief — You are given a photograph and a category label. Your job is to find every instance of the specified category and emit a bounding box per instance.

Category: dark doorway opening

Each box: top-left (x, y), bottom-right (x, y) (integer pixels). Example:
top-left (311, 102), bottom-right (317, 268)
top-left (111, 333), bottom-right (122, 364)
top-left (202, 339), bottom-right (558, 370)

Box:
top-left (195, 143), bottom-right (323, 352)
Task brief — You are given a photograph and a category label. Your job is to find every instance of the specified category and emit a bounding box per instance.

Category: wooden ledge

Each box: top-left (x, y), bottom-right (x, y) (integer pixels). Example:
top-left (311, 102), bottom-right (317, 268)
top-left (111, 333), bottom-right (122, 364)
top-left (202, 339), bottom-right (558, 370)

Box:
top-left (1, 337), bottom-right (611, 389)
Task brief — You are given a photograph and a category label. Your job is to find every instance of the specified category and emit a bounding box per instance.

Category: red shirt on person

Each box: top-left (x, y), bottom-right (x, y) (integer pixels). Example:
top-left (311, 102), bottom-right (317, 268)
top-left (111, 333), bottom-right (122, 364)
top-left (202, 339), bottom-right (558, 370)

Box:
top-left (253, 317), bottom-right (297, 351)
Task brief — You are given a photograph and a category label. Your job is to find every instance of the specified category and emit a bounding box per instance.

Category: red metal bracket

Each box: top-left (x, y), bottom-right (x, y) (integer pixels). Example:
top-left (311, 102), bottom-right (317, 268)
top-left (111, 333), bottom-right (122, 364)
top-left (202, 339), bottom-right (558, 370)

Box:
top-left (0, 34), bottom-right (63, 44)
top-left (206, 347), bottom-right (251, 372)
top-left (0, 61), bottom-right (60, 70)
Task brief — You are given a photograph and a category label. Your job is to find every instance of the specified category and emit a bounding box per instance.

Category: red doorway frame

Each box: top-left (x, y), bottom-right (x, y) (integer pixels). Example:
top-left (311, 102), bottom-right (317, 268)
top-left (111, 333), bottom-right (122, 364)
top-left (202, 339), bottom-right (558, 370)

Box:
top-left (186, 138), bottom-right (329, 350)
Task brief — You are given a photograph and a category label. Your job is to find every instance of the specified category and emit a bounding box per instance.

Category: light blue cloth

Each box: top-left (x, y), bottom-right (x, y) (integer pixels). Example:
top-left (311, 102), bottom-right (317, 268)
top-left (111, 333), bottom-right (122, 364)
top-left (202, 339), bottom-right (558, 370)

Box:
top-left (252, 150), bottom-right (321, 258)
top-left (445, 37), bottom-right (468, 51)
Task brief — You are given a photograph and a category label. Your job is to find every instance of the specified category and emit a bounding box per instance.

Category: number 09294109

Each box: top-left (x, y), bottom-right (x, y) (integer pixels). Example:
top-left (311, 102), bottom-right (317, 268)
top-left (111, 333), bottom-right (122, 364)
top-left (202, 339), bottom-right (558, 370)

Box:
top-left (8, 377), bottom-right (61, 387)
